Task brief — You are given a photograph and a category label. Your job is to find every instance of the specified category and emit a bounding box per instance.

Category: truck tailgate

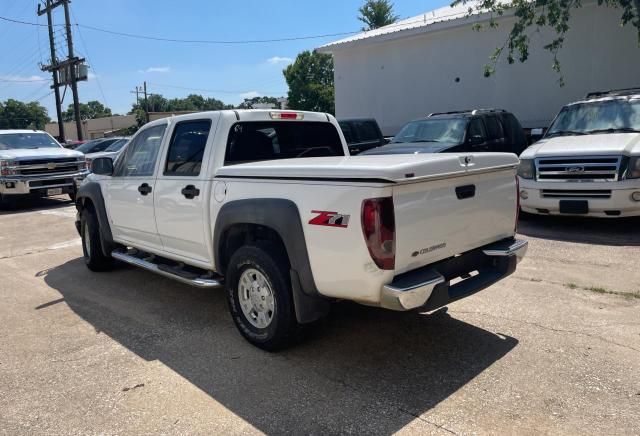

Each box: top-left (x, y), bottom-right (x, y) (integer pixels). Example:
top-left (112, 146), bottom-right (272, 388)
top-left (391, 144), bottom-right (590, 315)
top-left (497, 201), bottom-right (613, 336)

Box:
top-left (393, 163), bottom-right (518, 275)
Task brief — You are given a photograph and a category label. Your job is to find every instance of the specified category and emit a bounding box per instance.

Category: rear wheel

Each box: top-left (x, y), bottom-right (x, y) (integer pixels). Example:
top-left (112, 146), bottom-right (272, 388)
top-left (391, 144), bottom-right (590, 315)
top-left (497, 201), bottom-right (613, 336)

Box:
top-left (226, 243), bottom-right (300, 351)
top-left (80, 208), bottom-right (114, 271)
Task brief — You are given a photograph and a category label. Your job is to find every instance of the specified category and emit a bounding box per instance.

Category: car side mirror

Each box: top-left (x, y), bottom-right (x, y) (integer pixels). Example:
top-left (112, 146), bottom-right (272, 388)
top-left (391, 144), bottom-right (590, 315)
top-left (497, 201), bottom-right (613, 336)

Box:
top-left (91, 157), bottom-right (114, 176)
top-left (469, 135), bottom-right (484, 146)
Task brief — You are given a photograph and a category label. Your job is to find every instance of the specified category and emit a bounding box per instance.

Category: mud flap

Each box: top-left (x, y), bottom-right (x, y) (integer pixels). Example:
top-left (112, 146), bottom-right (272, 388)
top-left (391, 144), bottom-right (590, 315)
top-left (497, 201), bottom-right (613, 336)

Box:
top-left (290, 269), bottom-right (330, 324)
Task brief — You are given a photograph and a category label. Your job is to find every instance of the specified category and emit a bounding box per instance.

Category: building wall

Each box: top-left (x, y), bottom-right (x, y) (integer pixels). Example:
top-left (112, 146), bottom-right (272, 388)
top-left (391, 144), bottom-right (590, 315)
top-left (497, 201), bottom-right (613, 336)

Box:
top-left (45, 115), bottom-right (137, 141)
top-left (331, 4), bottom-right (640, 135)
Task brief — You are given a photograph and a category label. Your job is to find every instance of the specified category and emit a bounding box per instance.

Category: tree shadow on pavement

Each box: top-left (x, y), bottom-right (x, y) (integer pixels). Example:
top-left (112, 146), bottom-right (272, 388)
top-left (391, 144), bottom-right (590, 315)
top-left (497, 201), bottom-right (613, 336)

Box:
top-left (43, 258), bottom-right (518, 434)
top-left (518, 213), bottom-right (640, 246)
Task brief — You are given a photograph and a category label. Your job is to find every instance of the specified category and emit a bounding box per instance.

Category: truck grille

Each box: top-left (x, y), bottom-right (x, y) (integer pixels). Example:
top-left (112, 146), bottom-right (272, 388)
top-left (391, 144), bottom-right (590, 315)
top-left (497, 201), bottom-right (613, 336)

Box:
top-left (535, 156), bottom-right (621, 182)
top-left (15, 158), bottom-right (84, 176)
top-left (541, 189), bottom-right (612, 199)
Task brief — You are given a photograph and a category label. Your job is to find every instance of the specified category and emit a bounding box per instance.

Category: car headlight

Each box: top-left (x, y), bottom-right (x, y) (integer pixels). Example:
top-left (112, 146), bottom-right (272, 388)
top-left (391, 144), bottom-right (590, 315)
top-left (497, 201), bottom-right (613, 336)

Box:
top-left (517, 159), bottom-right (535, 179)
top-left (627, 156), bottom-right (640, 179)
top-left (0, 159), bottom-right (16, 176)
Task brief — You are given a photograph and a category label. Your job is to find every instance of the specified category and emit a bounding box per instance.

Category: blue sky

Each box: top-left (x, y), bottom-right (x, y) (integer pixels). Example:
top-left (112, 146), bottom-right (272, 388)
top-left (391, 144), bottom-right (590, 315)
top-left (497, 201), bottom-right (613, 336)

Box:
top-left (0, 0), bottom-right (449, 120)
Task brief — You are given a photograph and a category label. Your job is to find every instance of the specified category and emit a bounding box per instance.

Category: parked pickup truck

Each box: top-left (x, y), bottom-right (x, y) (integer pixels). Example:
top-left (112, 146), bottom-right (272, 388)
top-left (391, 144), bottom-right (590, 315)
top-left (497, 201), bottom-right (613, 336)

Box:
top-left (519, 88), bottom-right (640, 217)
top-left (75, 110), bottom-right (527, 350)
top-left (0, 129), bottom-right (88, 207)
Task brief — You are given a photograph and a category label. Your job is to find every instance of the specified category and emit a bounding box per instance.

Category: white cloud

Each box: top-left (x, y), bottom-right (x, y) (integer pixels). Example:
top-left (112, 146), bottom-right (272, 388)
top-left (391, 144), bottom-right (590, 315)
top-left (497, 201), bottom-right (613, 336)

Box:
top-left (240, 91), bottom-right (260, 99)
top-left (267, 56), bottom-right (293, 65)
top-left (0, 74), bottom-right (47, 83)
top-left (138, 66), bottom-right (171, 74)
top-left (87, 72), bottom-right (98, 80)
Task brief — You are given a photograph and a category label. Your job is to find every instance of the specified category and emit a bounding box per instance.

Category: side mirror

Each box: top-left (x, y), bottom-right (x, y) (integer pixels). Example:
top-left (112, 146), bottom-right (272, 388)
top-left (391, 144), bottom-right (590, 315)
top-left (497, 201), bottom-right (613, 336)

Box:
top-left (91, 157), bottom-right (114, 176)
top-left (469, 135), bottom-right (484, 146)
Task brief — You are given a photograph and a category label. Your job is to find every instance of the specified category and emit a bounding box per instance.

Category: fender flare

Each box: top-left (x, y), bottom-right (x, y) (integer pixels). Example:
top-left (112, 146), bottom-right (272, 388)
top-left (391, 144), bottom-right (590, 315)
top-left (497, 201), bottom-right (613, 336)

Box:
top-left (213, 198), bottom-right (329, 323)
top-left (76, 181), bottom-right (117, 256)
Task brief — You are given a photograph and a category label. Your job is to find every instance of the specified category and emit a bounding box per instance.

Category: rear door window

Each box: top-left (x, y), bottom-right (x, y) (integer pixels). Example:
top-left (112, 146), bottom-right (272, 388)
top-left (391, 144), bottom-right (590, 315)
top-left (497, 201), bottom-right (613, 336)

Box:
top-left (164, 119), bottom-right (212, 176)
top-left (225, 121), bottom-right (344, 165)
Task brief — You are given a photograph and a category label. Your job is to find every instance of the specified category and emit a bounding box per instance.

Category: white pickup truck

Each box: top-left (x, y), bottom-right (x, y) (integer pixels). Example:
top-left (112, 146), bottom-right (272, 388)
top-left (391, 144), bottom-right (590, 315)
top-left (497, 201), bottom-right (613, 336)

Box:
top-left (519, 88), bottom-right (640, 217)
top-left (76, 110), bottom-right (527, 350)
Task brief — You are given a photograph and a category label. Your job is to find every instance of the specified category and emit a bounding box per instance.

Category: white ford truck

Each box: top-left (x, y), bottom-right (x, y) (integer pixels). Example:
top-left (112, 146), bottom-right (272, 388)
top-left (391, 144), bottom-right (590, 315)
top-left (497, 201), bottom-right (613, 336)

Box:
top-left (75, 110), bottom-right (527, 350)
top-left (519, 88), bottom-right (640, 217)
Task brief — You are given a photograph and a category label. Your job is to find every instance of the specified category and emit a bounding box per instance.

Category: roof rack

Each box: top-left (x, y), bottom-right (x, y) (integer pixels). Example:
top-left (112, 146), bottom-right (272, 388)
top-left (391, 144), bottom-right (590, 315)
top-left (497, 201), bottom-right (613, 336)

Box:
top-left (584, 87), bottom-right (640, 99)
top-left (427, 108), bottom-right (506, 117)
top-left (427, 110), bottom-right (473, 117)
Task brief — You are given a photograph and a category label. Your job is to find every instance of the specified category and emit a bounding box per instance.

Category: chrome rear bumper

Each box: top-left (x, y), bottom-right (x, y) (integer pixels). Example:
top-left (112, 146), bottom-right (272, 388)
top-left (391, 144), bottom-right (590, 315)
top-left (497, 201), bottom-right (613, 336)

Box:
top-left (381, 238), bottom-right (528, 311)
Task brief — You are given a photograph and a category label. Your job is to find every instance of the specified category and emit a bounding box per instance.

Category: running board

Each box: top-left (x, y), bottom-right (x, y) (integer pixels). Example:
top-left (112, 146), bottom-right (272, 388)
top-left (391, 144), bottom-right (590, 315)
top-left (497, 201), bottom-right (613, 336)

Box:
top-left (111, 249), bottom-right (224, 289)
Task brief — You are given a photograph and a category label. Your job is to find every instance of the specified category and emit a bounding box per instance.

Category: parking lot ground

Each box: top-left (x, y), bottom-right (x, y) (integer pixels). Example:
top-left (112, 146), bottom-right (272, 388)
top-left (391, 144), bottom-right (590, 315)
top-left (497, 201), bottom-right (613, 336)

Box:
top-left (1, 199), bottom-right (639, 435)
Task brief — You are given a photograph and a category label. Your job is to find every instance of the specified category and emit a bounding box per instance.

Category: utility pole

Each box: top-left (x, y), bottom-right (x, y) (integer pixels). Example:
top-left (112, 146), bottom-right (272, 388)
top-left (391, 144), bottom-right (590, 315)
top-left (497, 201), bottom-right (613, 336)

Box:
top-left (38, 0), bottom-right (87, 141)
top-left (143, 81), bottom-right (149, 123)
top-left (130, 86), bottom-right (140, 106)
top-left (62, 0), bottom-right (82, 140)
top-left (40, 0), bottom-right (64, 141)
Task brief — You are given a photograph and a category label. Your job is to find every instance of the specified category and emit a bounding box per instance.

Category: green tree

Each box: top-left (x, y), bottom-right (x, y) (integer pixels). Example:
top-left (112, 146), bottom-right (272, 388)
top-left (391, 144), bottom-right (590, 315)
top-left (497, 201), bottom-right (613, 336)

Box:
top-left (358, 0), bottom-right (399, 30)
top-left (0, 99), bottom-right (50, 129)
top-left (128, 93), bottom-right (233, 126)
top-left (63, 100), bottom-right (112, 122)
top-left (452, 0), bottom-right (640, 85)
top-left (283, 51), bottom-right (335, 114)
top-left (237, 96), bottom-right (281, 109)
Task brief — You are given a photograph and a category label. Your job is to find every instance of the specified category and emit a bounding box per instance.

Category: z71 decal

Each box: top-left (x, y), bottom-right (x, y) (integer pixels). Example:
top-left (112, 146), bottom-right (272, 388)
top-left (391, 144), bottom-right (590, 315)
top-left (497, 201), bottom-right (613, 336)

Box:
top-left (309, 210), bottom-right (351, 228)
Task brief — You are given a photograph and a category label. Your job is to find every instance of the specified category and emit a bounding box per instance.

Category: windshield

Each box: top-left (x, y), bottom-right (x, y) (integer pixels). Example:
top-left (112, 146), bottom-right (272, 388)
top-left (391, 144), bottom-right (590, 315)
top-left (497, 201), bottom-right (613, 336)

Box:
top-left (546, 98), bottom-right (640, 137)
top-left (0, 132), bottom-right (61, 150)
top-left (76, 139), bottom-right (110, 154)
top-left (392, 119), bottom-right (467, 144)
top-left (105, 138), bottom-right (128, 152)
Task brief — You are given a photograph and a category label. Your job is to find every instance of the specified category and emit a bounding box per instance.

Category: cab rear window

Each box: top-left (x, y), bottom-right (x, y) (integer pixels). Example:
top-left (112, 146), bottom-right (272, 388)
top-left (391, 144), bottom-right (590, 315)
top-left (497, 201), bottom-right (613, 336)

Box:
top-left (225, 121), bottom-right (344, 165)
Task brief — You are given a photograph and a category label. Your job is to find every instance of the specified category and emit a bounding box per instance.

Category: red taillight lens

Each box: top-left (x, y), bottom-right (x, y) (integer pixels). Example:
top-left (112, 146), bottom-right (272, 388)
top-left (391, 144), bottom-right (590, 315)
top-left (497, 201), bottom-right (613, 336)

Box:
top-left (515, 176), bottom-right (520, 232)
top-left (361, 197), bottom-right (395, 270)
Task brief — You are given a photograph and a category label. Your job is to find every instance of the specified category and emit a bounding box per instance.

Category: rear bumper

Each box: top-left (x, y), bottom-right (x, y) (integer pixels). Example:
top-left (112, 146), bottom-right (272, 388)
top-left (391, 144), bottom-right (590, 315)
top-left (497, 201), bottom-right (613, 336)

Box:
top-left (381, 238), bottom-right (527, 311)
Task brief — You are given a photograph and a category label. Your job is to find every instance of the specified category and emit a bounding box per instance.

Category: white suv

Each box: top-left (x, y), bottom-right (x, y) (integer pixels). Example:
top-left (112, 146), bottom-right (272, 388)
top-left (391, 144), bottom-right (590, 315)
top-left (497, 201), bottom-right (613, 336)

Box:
top-left (518, 88), bottom-right (640, 217)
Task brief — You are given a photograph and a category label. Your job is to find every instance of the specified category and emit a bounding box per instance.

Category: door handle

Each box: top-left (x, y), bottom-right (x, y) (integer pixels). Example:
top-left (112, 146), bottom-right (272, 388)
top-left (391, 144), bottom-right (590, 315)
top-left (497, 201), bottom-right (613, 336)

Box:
top-left (455, 184), bottom-right (476, 200)
top-left (181, 184), bottom-right (200, 199)
top-left (138, 183), bottom-right (152, 196)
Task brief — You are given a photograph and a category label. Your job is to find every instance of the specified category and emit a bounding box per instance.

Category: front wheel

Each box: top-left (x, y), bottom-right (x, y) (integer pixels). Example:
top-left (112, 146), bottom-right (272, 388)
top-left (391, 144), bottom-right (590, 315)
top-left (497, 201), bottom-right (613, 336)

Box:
top-left (226, 243), bottom-right (300, 351)
top-left (80, 208), bottom-right (114, 271)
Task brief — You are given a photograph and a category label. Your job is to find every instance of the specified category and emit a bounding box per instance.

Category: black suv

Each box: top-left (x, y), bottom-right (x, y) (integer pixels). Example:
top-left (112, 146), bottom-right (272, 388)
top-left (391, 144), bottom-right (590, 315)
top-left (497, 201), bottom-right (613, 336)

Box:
top-left (361, 109), bottom-right (528, 156)
top-left (338, 118), bottom-right (388, 155)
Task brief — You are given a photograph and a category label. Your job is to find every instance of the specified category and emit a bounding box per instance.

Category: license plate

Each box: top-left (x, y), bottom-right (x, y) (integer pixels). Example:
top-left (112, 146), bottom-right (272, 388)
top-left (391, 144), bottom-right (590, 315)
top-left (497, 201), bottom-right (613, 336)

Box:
top-left (559, 200), bottom-right (588, 214)
top-left (47, 188), bottom-right (63, 196)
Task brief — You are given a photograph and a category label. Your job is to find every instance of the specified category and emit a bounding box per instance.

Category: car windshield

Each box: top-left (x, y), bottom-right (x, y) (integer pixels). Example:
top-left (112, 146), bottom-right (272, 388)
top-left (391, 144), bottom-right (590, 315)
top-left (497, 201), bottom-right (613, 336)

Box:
top-left (76, 139), bottom-right (113, 154)
top-left (546, 98), bottom-right (640, 137)
top-left (0, 132), bottom-right (60, 150)
top-left (104, 139), bottom-right (128, 152)
top-left (392, 119), bottom-right (467, 144)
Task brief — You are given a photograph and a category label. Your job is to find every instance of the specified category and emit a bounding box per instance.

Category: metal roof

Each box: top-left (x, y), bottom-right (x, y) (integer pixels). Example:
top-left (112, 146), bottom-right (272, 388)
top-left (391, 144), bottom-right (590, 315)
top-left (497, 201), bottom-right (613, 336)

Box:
top-left (317, 1), bottom-right (486, 52)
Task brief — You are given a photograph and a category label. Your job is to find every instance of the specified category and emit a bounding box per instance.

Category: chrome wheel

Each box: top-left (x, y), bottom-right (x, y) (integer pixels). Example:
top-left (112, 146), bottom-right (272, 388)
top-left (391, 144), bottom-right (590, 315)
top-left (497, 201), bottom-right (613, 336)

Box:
top-left (238, 268), bottom-right (275, 329)
top-left (83, 223), bottom-right (91, 258)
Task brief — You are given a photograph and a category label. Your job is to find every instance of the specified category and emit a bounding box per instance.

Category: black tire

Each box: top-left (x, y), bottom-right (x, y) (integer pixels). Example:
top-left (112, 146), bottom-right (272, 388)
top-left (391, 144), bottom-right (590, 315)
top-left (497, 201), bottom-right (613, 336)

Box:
top-left (80, 208), bottom-right (114, 272)
top-left (226, 242), bottom-right (301, 351)
top-left (0, 194), bottom-right (16, 210)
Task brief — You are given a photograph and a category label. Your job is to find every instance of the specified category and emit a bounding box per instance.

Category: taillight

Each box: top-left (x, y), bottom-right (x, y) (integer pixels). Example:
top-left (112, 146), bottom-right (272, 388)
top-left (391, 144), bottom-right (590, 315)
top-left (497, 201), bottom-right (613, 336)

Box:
top-left (515, 176), bottom-right (520, 232)
top-left (361, 197), bottom-right (395, 270)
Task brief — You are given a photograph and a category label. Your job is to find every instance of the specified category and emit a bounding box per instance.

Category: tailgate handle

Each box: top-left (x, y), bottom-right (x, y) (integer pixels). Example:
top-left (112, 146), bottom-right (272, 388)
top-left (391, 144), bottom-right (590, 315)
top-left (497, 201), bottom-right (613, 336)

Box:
top-left (455, 184), bottom-right (476, 200)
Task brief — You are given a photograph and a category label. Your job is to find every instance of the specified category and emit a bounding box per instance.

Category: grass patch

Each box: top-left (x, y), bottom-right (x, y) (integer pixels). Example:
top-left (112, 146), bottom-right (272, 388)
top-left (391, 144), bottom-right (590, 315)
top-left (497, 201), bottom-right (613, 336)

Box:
top-left (564, 283), bottom-right (640, 300)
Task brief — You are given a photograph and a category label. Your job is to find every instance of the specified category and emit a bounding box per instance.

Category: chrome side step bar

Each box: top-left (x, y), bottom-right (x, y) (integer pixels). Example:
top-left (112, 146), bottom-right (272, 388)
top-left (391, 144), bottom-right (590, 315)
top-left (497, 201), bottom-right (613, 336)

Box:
top-left (111, 249), bottom-right (224, 289)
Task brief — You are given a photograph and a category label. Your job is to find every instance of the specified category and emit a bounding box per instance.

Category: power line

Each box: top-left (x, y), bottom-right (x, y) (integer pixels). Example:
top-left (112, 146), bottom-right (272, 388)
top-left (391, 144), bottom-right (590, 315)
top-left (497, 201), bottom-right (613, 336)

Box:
top-left (0, 77), bottom-right (49, 82)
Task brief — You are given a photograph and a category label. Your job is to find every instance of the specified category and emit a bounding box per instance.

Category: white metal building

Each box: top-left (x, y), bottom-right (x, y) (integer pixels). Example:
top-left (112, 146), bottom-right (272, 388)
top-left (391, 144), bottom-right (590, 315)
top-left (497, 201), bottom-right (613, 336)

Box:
top-left (317, 2), bottom-right (640, 135)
